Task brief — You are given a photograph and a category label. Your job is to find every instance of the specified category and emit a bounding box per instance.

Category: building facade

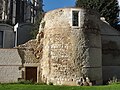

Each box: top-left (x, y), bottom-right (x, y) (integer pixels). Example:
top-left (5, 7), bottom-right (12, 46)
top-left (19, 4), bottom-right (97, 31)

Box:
top-left (0, 0), bottom-right (43, 47)
top-left (0, 8), bottom-right (120, 85)
top-left (0, 24), bottom-right (14, 48)
top-left (35, 8), bottom-right (120, 85)
top-left (38, 8), bottom-right (102, 85)
top-left (0, 0), bottom-right (43, 25)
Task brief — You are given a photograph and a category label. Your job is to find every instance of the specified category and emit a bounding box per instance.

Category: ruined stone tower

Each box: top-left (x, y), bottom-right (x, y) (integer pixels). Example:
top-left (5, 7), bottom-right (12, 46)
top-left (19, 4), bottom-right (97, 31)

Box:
top-left (38, 8), bottom-right (102, 85)
top-left (1, 7), bottom-right (120, 85)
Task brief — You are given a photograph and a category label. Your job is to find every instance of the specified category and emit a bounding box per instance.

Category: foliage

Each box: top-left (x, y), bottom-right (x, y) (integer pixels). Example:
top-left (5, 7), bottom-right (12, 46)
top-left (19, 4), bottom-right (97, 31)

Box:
top-left (76, 0), bottom-right (119, 26)
top-left (17, 80), bottom-right (33, 84)
top-left (31, 11), bottom-right (44, 39)
top-left (34, 82), bottom-right (46, 85)
top-left (108, 76), bottom-right (120, 85)
top-left (0, 80), bottom-right (47, 85)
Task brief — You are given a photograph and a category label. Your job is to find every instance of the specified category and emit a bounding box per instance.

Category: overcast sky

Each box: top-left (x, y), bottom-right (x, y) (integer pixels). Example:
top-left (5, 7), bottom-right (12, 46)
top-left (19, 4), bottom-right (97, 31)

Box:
top-left (43, 0), bottom-right (75, 11)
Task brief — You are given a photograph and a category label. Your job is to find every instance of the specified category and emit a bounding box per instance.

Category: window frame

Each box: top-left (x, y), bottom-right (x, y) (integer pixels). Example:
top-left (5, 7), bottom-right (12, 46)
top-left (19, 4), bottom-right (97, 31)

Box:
top-left (71, 9), bottom-right (80, 27)
top-left (0, 31), bottom-right (3, 48)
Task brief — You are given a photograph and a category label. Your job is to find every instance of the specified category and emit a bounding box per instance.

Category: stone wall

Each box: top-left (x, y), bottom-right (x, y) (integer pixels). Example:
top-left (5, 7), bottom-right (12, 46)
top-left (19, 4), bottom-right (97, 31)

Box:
top-left (38, 8), bottom-right (102, 85)
top-left (3, 7), bottom-right (119, 85)
top-left (17, 39), bottom-right (43, 83)
top-left (18, 40), bottom-right (39, 63)
top-left (0, 49), bottom-right (22, 83)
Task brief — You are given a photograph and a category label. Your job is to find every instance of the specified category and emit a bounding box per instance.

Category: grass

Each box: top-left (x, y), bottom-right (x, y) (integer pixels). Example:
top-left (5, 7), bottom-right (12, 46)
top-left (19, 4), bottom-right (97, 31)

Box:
top-left (0, 84), bottom-right (120, 90)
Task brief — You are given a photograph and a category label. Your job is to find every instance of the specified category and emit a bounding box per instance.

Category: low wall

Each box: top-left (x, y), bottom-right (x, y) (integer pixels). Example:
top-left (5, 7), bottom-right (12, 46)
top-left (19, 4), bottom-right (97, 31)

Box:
top-left (0, 49), bottom-right (22, 83)
top-left (100, 18), bottom-right (120, 83)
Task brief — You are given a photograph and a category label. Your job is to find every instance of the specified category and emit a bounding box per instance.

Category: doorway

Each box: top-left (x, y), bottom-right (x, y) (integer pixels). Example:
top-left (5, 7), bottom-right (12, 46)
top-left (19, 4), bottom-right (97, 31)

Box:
top-left (25, 67), bottom-right (37, 83)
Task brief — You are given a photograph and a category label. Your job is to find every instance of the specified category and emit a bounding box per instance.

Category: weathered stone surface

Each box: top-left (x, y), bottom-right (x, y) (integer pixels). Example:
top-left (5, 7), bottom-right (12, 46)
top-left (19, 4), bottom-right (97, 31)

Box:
top-left (16, 8), bottom-right (120, 85)
top-left (0, 49), bottom-right (22, 65)
top-left (38, 8), bottom-right (102, 85)
top-left (18, 38), bottom-right (43, 63)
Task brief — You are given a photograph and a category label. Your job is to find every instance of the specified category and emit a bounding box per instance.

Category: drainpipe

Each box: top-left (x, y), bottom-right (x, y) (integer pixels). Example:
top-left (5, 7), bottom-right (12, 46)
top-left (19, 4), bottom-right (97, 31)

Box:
top-left (14, 23), bottom-right (18, 47)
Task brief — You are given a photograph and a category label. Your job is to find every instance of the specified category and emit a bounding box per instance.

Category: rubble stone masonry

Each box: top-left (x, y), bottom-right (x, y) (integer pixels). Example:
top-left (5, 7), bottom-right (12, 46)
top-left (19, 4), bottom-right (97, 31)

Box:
top-left (38, 8), bottom-right (102, 85)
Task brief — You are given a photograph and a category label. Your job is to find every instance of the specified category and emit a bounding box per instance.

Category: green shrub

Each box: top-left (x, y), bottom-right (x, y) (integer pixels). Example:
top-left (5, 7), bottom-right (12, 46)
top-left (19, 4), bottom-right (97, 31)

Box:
top-left (108, 76), bottom-right (120, 85)
top-left (17, 80), bottom-right (33, 84)
top-left (34, 82), bottom-right (46, 85)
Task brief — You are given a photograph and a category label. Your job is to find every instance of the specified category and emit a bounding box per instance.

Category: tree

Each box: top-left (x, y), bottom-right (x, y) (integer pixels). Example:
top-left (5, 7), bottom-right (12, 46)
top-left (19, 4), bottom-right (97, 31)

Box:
top-left (76, 0), bottom-right (119, 26)
top-left (31, 11), bottom-right (44, 39)
top-left (30, 0), bottom-right (44, 39)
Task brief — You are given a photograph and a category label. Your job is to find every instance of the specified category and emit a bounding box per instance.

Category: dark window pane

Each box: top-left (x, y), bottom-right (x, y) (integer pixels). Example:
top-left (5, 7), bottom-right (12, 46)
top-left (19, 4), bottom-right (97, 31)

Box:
top-left (72, 11), bottom-right (79, 26)
top-left (0, 31), bottom-right (3, 48)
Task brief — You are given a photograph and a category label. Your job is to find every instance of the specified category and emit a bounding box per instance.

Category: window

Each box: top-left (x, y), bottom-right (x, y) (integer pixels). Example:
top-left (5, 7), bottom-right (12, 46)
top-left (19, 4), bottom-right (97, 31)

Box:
top-left (0, 31), bottom-right (3, 48)
top-left (72, 11), bottom-right (79, 26)
top-left (0, 14), bottom-right (2, 19)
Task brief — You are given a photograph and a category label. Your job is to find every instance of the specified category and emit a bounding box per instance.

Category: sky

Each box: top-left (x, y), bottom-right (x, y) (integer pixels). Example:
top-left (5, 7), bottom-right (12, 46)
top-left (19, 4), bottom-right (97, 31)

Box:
top-left (43, 0), bottom-right (75, 12)
top-left (118, 0), bottom-right (120, 6)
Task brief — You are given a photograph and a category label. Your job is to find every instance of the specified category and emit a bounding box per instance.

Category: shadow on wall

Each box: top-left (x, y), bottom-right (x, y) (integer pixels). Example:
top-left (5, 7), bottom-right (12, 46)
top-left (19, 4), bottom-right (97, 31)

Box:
top-left (17, 49), bottom-right (25, 80)
top-left (102, 41), bottom-right (120, 57)
top-left (0, 24), bottom-right (14, 48)
top-left (17, 49), bottom-right (25, 65)
top-left (16, 23), bottom-right (34, 46)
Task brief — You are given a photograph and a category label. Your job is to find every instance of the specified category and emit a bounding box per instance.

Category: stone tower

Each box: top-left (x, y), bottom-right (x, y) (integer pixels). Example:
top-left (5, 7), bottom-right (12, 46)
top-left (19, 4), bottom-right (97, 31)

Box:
top-left (38, 8), bottom-right (102, 85)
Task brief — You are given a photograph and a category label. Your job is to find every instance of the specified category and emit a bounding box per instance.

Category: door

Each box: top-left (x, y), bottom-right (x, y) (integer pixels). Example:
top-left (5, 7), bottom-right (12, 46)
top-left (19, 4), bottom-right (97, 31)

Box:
top-left (25, 67), bottom-right (37, 82)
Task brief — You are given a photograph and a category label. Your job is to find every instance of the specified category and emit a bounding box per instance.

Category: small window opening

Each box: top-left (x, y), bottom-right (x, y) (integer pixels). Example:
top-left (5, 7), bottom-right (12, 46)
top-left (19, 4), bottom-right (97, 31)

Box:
top-left (72, 11), bottom-right (79, 26)
top-left (0, 31), bottom-right (3, 48)
top-left (0, 14), bottom-right (2, 19)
